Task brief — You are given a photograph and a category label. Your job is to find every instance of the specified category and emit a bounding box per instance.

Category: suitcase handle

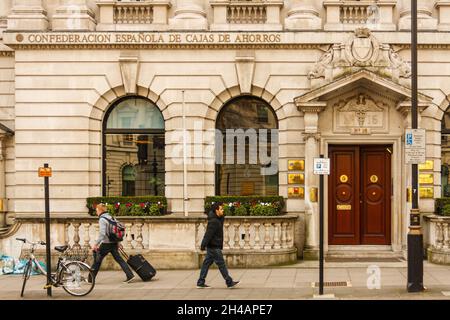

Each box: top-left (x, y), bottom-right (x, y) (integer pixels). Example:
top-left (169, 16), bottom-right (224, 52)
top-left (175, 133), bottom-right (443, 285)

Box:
top-left (118, 245), bottom-right (129, 260)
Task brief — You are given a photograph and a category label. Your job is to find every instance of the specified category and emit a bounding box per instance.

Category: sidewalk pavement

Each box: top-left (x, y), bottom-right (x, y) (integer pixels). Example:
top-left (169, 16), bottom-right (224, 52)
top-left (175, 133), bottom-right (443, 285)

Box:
top-left (1, 261), bottom-right (450, 300)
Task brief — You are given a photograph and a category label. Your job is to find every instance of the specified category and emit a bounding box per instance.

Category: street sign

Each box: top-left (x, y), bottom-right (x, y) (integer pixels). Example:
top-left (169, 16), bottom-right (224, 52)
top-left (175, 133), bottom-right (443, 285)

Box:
top-left (313, 158), bottom-right (330, 175)
top-left (405, 129), bottom-right (426, 164)
top-left (38, 167), bottom-right (52, 177)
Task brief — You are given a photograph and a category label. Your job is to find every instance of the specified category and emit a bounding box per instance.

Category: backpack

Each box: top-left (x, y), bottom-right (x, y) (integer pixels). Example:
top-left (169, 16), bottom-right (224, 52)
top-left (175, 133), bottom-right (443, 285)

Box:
top-left (101, 216), bottom-right (125, 242)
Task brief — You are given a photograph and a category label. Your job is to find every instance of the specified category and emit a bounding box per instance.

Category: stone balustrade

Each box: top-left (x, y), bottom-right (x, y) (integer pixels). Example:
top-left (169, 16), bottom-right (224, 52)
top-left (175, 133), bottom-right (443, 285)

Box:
top-left (96, 0), bottom-right (171, 31)
top-left (114, 2), bottom-right (154, 24)
top-left (227, 3), bottom-right (267, 24)
top-left (324, 0), bottom-right (396, 31)
top-left (424, 215), bottom-right (450, 265)
top-left (3, 214), bottom-right (299, 268)
top-left (210, 0), bottom-right (283, 30)
top-left (4, 1), bottom-right (450, 31)
top-left (196, 216), bottom-right (296, 252)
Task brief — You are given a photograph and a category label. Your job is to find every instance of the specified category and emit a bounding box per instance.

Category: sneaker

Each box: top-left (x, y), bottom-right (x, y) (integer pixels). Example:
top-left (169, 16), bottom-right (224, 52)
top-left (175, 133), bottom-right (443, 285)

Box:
top-left (227, 281), bottom-right (240, 288)
top-left (123, 275), bottom-right (135, 283)
top-left (196, 283), bottom-right (211, 289)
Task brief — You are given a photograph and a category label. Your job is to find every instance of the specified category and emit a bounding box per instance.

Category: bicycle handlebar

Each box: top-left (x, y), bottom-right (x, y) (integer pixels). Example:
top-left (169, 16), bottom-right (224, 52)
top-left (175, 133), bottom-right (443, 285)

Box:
top-left (16, 238), bottom-right (46, 246)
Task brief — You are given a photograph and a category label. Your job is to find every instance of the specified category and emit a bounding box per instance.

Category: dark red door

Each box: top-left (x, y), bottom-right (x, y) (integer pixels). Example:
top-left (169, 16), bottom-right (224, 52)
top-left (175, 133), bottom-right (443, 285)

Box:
top-left (328, 145), bottom-right (391, 245)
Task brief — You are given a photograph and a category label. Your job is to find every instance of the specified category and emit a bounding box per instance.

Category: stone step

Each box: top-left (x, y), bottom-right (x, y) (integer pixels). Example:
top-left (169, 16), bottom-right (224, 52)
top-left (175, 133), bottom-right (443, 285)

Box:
top-left (326, 251), bottom-right (404, 260)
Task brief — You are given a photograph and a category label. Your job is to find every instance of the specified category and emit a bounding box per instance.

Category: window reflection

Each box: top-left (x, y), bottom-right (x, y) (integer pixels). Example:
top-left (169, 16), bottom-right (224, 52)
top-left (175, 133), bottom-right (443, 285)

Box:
top-left (104, 97), bottom-right (165, 196)
top-left (216, 96), bottom-right (278, 196)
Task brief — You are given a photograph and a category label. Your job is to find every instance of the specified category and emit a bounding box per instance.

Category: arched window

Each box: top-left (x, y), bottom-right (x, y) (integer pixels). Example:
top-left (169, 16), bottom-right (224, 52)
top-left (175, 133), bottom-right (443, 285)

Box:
top-left (103, 97), bottom-right (165, 196)
top-left (442, 105), bottom-right (450, 196)
top-left (216, 96), bottom-right (279, 196)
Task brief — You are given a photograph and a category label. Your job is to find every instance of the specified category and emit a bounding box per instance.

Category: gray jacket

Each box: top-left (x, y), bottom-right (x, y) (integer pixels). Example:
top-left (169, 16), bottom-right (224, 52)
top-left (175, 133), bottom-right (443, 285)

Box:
top-left (95, 212), bottom-right (114, 246)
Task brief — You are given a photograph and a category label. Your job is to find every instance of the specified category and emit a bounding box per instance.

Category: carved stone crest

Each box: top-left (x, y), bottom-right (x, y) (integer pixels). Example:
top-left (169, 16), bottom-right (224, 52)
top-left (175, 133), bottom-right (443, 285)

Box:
top-left (308, 28), bottom-right (411, 87)
top-left (333, 92), bottom-right (389, 134)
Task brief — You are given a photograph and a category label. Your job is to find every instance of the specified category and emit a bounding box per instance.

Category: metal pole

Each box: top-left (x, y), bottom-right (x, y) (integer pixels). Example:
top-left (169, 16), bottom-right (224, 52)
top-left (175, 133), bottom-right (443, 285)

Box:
top-left (319, 154), bottom-right (324, 295)
top-left (407, 0), bottom-right (424, 293)
top-left (182, 91), bottom-right (189, 217)
top-left (44, 163), bottom-right (52, 297)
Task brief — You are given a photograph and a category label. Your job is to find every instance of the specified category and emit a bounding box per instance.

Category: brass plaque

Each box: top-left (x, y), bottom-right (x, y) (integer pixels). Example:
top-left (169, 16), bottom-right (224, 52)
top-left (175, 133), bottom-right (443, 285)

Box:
top-left (370, 175), bottom-right (378, 183)
top-left (241, 182), bottom-right (254, 195)
top-left (418, 173), bottom-right (434, 185)
top-left (419, 160), bottom-right (434, 171)
top-left (288, 187), bottom-right (304, 199)
top-left (310, 187), bottom-right (318, 202)
top-left (337, 204), bottom-right (351, 210)
top-left (288, 160), bottom-right (305, 171)
top-left (288, 173), bottom-right (304, 185)
top-left (419, 187), bottom-right (434, 198)
top-left (340, 175), bottom-right (348, 183)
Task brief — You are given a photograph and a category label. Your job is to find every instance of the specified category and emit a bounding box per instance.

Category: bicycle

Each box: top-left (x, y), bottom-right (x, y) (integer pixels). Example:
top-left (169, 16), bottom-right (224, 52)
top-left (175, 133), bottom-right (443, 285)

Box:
top-left (16, 238), bottom-right (95, 297)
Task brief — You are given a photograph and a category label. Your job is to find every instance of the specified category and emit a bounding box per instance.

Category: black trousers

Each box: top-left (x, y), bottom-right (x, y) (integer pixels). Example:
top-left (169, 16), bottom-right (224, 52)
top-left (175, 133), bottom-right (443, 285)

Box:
top-left (91, 243), bottom-right (134, 279)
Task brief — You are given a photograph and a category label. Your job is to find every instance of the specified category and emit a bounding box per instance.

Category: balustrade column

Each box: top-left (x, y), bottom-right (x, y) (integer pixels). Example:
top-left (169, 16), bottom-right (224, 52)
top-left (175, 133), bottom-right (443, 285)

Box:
top-left (223, 223), bottom-right (230, 249)
top-left (263, 223), bottom-right (272, 250)
top-left (53, 0), bottom-right (96, 31)
top-left (436, 222), bottom-right (444, 249)
top-left (233, 223), bottom-right (240, 249)
top-left (125, 223), bottom-right (133, 249)
top-left (73, 223), bottom-right (81, 249)
top-left (169, 0), bottom-right (208, 30)
top-left (94, 224), bottom-right (100, 248)
top-left (281, 222), bottom-right (287, 249)
top-left (273, 223), bottom-right (281, 249)
top-left (254, 223), bottom-right (261, 250)
top-left (443, 223), bottom-right (449, 250)
top-left (136, 222), bottom-right (144, 249)
top-left (83, 223), bottom-right (91, 249)
top-left (286, 222), bottom-right (293, 248)
top-left (64, 223), bottom-right (70, 246)
top-left (8, 0), bottom-right (48, 31)
top-left (243, 223), bottom-right (251, 250)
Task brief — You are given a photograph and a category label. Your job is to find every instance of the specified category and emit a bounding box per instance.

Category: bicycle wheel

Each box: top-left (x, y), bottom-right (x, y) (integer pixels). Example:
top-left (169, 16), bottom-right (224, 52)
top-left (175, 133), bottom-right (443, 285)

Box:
top-left (59, 261), bottom-right (95, 297)
top-left (20, 260), bottom-right (32, 297)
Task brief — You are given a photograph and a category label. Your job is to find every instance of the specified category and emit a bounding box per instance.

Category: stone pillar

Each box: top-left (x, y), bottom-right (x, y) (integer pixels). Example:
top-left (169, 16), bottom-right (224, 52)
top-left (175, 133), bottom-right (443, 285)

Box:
top-left (285, 0), bottom-right (322, 30)
top-left (7, 0), bottom-right (48, 31)
top-left (169, 0), bottom-right (208, 30)
top-left (0, 0), bottom-right (12, 34)
top-left (52, 0), bottom-right (96, 31)
top-left (435, 1), bottom-right (450, 31)
top-left (298, 103), bottom-right (326, 260)
top-left (398, 0), bottom-right (437, 30)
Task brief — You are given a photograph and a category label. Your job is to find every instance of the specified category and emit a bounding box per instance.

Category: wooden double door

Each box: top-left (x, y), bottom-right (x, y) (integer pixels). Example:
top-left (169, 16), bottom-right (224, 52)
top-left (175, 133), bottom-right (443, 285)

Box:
top-left (328, 145), bottom-right (391, 245)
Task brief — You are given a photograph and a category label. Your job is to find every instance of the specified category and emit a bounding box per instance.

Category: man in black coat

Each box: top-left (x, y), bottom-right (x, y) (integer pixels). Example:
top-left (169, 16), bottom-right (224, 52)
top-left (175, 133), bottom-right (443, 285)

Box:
top-left (197, 202), bottom-right (239, 289)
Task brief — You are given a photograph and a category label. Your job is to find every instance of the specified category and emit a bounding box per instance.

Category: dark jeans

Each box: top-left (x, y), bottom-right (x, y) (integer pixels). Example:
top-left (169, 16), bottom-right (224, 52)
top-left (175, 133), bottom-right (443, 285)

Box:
top-left (91, 243), bottom-right (134, 280)
top-left (197, 247), bottom-right (233, 286)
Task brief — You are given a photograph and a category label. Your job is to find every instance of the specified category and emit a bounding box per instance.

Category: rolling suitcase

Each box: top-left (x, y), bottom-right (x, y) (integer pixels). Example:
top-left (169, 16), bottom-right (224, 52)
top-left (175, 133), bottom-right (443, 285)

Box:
top-left (119, 247), bottom-right (156, 281)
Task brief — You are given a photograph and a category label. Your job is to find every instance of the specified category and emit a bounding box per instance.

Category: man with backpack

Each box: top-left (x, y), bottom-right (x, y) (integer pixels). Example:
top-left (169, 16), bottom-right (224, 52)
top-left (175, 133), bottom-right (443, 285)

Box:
top-left (90, 203), bottom-right (135, 283)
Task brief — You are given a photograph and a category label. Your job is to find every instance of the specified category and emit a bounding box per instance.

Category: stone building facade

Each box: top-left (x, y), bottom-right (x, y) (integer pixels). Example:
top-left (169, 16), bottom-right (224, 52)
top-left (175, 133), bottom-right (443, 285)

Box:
top-left (0, 0), bottom-right (450, 268)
